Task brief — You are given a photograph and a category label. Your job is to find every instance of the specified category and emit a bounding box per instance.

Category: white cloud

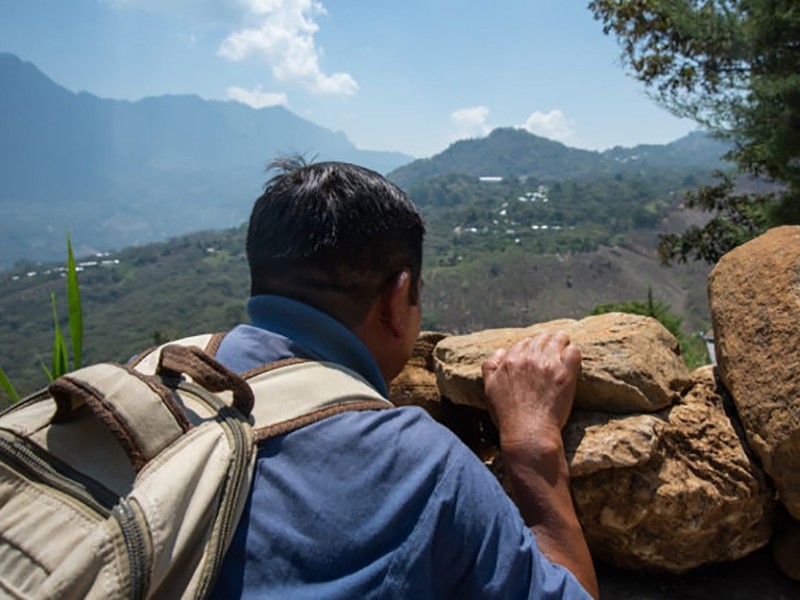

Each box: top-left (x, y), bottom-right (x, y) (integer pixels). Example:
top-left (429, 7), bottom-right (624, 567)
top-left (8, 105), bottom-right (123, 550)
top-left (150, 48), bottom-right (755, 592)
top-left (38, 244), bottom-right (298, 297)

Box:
top-left (227, 85), bottom-right (288, 108)
top-left (218, 0), bottom-right (357, 96)
top-left (519, 110), bottom-right (574, 142)
top-left (450, 106), bottom-right (491, 141)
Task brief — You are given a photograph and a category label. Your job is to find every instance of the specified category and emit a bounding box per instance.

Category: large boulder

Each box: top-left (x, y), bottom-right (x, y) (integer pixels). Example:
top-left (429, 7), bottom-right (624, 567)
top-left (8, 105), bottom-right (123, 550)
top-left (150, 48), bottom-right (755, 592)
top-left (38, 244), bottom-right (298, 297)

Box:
top-left (708, 226), bottom-right (800, 518)
top-left (433, 312), bottom-right (692, 413)
top-left (567, 366), bottom-right (775, 572)
top-left (431, 318), bottom-right (575, 410)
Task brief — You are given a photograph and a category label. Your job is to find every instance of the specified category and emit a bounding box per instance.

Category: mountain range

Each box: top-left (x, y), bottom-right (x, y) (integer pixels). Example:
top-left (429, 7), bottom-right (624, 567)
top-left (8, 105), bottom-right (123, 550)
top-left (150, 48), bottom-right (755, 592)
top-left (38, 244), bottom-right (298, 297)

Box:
top-left (0, 53), bottom-right (410, 267)
top-left (0, 52), bottom-right (729, 268)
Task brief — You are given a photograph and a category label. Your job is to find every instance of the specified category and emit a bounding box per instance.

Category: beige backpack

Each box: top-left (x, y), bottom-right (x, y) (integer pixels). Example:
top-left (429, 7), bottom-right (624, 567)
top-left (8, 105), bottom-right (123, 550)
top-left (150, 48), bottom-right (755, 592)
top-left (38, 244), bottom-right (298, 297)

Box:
top-left (0, 334), bottom-right (391, 599)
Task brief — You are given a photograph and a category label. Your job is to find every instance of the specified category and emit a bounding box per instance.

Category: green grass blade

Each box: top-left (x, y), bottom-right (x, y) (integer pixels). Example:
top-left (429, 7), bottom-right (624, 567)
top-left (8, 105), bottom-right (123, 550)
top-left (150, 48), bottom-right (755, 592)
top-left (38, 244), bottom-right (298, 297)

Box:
top-left (50, 292), bottom-right (68, 379)
top-left (0, 365), bottom-right (21, 404)
top-left (41, 362), bottom-right (53, 382)
top-left (66, 234), bottom-right (83, 370)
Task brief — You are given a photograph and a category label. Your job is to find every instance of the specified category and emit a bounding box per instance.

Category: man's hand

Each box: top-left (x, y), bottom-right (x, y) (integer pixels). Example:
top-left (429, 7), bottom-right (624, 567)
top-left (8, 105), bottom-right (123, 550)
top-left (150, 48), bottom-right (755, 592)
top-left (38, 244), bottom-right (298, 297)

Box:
top-left (481, 331), bottom-right (599, 599)
top-left (482, 331), bottom-right (580, 445)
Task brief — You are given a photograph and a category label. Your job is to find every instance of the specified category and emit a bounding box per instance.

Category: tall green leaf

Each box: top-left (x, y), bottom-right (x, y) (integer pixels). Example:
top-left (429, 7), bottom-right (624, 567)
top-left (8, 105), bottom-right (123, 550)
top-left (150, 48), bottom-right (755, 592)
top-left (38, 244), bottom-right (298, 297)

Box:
top-left (0, 234), bottom-right (84, 399)
top-left (50, 292), bottom-right (68, 380)
top-left (66, 234), bottom-right (83, 369)
top-left (40, 362), bottom-right (53, 383)
top-left (0, 365), bottom-right (20, 404)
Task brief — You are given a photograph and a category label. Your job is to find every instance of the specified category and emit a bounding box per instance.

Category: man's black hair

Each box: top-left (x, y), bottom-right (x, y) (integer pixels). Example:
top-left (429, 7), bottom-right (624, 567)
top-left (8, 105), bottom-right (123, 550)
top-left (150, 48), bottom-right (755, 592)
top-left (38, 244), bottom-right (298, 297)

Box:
top-left (247, 158), bottom-right (426, 326)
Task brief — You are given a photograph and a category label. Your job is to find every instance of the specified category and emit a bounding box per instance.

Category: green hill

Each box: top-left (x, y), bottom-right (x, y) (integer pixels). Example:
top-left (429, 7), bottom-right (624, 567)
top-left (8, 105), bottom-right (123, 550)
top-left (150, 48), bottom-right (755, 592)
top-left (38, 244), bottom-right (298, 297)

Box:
top-left (389, 128), bottom-right (610, 187)
top-left (389, 128), bottom-right (727, 189)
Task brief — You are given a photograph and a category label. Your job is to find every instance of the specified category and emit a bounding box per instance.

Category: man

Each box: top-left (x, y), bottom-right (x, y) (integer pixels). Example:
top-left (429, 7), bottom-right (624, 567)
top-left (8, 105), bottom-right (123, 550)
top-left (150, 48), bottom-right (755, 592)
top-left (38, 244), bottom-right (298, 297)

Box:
top-left (210, 159), bottom-right (598, 599)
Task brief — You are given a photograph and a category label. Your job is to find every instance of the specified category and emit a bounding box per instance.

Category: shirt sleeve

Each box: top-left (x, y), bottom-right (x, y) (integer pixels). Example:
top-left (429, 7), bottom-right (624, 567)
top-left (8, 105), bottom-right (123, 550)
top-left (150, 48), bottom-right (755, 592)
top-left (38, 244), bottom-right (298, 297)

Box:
top-left (380, 413), bottom-right (593, 600)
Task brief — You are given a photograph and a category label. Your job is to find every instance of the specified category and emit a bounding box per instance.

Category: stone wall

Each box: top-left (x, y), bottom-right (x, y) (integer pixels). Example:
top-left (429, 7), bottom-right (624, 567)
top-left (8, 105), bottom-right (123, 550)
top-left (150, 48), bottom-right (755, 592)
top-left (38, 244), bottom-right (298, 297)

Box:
top-left (390, 226), bottom-right (800, 581)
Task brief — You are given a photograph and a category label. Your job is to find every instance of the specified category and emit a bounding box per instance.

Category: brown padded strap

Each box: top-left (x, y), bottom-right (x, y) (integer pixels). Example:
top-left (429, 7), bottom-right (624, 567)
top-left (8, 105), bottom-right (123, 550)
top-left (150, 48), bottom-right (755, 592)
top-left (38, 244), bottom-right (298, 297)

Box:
top-left (254, 400), bottom-right (391, 442)
top-left (158, 344), bottom-right (255, 417)
top-left (204, 332), bottom-right (226, 358)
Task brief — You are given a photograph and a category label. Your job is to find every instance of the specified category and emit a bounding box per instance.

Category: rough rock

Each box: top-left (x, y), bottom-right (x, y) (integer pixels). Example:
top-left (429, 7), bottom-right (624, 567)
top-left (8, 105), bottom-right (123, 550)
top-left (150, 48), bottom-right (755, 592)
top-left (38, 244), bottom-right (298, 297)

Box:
top-left (574, 313), bottom-right (692, 412)
top-left (564, 412), bottom-right (662, 478)
top-left (432, 318), bottom-right (575, 410)
top-left (567, 366), bottom-right (774, 572)
top-left (433, 312), bottom-right (692, 413)
top-left (389, 332), bottom-right (448, 420)
top-left (407, 331), bottom-right (449, 372)
top-left (708, 226), bottom-right (800, 518)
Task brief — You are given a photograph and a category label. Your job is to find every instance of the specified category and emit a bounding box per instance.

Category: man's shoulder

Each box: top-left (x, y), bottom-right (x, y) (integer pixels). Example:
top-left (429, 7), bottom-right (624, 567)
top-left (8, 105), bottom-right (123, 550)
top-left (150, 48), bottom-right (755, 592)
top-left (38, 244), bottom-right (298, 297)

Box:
top-left (254, 404), bottom-right (489, 497)
top-left (268, 404), bottom-right (465, 458)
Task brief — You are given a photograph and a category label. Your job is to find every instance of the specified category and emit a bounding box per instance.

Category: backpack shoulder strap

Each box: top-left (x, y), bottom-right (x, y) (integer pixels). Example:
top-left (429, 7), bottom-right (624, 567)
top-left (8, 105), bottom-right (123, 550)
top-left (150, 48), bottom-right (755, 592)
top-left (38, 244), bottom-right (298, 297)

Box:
top-left (243, 359), bottom-right (394, 442)
top-left (131, 333), bottom-right (394, 442)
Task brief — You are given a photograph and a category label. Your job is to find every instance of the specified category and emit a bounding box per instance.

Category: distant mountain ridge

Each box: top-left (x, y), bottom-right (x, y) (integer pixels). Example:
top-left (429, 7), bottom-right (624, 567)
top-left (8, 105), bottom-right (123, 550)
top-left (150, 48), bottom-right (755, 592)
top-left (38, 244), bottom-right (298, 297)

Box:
top-left (0, 53), bottom-right (411, 266)
top-left (389, 127), bottom-right (729, 188)
top-left (0, 53), bottom-right (730, 268)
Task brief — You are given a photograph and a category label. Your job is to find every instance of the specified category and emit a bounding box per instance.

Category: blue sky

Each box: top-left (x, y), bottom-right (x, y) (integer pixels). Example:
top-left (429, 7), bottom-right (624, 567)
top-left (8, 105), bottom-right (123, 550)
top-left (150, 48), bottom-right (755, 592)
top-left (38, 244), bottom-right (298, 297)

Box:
top-left (0, 0), bottom-right (696, 158)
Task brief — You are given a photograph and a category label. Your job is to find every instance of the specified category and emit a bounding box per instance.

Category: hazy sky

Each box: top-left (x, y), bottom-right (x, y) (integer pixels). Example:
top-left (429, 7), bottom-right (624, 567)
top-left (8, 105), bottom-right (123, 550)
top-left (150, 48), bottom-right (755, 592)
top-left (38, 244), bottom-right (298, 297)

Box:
top-left (0, 0), bottom-right (697, 157)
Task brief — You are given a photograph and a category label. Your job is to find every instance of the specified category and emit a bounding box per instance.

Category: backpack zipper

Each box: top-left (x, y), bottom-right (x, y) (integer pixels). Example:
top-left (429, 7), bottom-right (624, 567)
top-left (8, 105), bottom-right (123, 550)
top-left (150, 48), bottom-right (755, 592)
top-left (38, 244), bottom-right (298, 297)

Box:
top-left (0, 429), bottom-right (117, 518)
top-left (205, 404), bottom-right (250, 593)
top-left (172, 380), bottom-right (252, 597)
top-left (113, 499), bottom-right (150, 600)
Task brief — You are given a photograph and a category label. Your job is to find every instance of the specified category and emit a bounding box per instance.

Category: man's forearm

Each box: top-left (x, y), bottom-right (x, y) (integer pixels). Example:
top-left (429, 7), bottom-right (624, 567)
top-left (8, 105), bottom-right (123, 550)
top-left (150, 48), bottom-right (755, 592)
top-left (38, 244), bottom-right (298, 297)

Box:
top-left (502, 435), bottom-right (599, 599)
top-left (481, 333), bottom-right (598, 597)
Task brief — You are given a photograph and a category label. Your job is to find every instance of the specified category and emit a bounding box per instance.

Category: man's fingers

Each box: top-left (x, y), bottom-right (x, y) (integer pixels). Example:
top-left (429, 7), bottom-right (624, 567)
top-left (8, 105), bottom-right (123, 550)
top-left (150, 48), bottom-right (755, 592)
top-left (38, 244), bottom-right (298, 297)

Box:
top-left (530, 332), bottom-right (552, 353)
top-left (481, 347), bottom-right (507, 376)
top-left (551, 330), bottom-right (571, 349)
top-left (484, 332), bottom-right (581, 379)
top-left (541, 331), bottom-right (580, 366)
top-left (563, 343), bottom-right (582, 372)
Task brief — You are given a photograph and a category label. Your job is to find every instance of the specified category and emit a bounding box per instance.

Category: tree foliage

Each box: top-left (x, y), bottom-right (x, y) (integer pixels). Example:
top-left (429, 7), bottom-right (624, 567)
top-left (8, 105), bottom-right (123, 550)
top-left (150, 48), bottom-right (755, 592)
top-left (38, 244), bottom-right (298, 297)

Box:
top-left (590, 0), bottom-right (800, 263)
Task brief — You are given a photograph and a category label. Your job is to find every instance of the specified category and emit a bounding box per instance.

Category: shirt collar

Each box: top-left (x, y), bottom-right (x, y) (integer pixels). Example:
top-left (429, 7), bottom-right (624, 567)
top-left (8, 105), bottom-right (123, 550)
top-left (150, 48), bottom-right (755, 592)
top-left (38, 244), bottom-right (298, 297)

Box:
top-left (247, 294), bottom-right (387, 397)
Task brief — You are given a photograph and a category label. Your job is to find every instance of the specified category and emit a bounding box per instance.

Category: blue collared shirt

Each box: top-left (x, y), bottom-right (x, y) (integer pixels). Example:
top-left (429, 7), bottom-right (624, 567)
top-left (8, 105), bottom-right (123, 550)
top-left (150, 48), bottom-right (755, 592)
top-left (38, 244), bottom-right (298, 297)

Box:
top-left (221, 295), bottom-right (387, 397)
top-left (211, 295), bottom-right (591, 599)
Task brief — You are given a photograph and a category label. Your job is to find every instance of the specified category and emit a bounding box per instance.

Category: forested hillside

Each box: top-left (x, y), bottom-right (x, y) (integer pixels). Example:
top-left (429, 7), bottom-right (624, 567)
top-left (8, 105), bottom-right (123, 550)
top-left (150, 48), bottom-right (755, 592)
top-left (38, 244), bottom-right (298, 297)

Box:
top-left (389, 128), bottom-right (727, 188)
top-left (0, 193), bottom-right (712, 404)
top-left (0, 88), bottom-right (731, 404)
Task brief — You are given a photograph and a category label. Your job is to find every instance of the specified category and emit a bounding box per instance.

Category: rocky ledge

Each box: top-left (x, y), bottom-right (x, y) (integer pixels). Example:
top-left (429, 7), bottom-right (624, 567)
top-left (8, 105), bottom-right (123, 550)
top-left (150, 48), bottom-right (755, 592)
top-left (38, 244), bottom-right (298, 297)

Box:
top-left (390, 226), bottom-right (800, 591)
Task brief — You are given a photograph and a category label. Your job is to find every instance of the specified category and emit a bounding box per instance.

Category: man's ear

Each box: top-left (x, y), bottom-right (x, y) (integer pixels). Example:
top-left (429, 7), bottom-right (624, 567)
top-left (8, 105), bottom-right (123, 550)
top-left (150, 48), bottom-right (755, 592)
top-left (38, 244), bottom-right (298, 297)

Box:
top-left (382, 270), bottom-right (412, 339)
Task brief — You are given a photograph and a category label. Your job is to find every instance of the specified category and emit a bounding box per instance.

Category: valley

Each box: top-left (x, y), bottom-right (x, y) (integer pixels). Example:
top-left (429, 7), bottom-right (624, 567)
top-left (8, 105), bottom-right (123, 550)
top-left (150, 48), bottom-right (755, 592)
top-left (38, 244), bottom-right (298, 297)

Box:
top-left (0, 54), bottom-right (726, 404)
